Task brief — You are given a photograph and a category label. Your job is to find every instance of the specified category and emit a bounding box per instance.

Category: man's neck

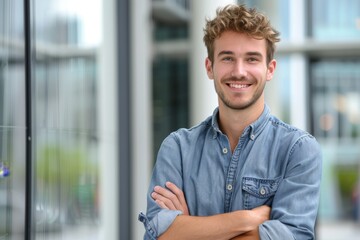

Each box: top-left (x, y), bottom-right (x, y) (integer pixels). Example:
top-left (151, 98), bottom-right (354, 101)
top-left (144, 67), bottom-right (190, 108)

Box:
top-left (218, 102), bottom-right (264, 152)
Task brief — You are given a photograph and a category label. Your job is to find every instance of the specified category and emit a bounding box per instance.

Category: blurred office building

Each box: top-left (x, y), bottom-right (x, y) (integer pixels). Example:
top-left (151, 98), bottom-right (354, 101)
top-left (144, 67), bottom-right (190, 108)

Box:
top-left (1, 0), bottom-right (360, 239)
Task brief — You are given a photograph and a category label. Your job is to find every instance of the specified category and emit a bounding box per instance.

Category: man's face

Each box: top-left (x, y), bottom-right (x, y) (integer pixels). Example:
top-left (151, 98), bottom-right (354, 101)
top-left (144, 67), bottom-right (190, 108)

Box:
top-left (205, 31), bottom-right (276, 111)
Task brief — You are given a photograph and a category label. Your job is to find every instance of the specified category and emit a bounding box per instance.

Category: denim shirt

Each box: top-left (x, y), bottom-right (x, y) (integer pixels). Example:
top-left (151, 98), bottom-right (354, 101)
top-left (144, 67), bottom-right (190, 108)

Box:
top-left (139, 105), bottom-right (322, 239)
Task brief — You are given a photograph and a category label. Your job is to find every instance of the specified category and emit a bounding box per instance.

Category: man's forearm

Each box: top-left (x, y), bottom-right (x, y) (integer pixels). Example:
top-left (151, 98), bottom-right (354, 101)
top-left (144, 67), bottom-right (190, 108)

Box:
top-left (158, 210), bottom-right (264, 240)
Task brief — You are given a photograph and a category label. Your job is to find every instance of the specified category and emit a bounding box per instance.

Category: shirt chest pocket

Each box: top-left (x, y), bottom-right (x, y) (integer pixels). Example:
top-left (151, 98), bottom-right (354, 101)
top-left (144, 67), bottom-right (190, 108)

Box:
top-left (242, 177), bottom-right (280, 210)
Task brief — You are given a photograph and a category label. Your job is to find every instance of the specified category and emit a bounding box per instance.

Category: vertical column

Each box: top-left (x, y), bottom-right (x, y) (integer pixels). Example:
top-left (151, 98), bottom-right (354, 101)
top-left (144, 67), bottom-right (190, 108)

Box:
top-left (189, 0), bottom-right (236, 125)
top-left (130, 0), bottom-right (153, 239)
top-left (24, 0), bottom-right (33, 238)
top-left (289, 0), bottom-right (308, 130)
top-left (99, 0), bottom-right (119, 239)
top-left (259, 0), bottom-right (284, 119)
top-left (118, 0), bottom-right (132, 239)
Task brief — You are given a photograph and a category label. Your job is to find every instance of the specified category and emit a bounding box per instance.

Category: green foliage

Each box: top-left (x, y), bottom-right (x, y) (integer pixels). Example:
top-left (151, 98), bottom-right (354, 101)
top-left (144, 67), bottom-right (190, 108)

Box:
top-left (36, 145), bottom-right (96, 186)
top-left (335, 165), bottom-right (358, 197)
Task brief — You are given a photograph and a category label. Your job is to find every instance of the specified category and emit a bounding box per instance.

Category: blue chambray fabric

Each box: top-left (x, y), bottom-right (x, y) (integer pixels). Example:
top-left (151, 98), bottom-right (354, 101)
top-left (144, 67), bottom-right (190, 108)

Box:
top-left (139, 104), bottom-right (322, 239)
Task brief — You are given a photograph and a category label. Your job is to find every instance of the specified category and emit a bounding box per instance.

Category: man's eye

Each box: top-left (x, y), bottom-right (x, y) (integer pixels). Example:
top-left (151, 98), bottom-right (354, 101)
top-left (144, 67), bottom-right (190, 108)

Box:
top-left (222, 57), bottom-right (233, 61)
top-left (248, 58), bottom-right (258, 62)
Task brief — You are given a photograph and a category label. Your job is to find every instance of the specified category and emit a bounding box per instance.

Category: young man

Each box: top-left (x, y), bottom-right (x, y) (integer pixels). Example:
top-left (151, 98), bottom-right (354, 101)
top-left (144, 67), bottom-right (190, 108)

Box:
top-left (139, 4), bottom-right (322, 240)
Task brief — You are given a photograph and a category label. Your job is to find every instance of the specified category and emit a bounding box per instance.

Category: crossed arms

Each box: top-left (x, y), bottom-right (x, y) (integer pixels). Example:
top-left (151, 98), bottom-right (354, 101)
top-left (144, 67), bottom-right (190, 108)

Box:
top-left (141, 132), bottom-right (322, 239)
top-left (152, 181), bottom-right (270, 240)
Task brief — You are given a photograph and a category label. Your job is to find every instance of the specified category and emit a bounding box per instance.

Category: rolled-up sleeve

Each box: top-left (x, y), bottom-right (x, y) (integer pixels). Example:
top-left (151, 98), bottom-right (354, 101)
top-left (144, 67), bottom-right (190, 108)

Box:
top-left (259, 220), bottom-right (295, 239)
top-left (138, 209), bottom-right (182, 239)
top-left (259, 134), bottom-right (322, 239)
top-left (138, 133), bottom-right (185, 239)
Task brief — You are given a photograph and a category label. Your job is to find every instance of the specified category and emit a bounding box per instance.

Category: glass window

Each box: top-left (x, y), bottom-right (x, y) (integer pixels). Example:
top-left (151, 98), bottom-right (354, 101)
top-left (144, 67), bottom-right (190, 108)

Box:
top-left (239, 0), bottom-right (290, 40)
top-left (154, 23), bottom-right (188, 41)
top-left (311, 59), bottom-right (360, 142)
top-left (1, 0), bottom-right (123, 238)
top-left (0, 0), bottom-right (26, 239)
top-left (152, 57), bottom-right (189, 160)
top-left (310, 0), bottom-right (360, 40)
top-left (32, 0), bottom-right (102, 238)
top-left (310, 59), bottom-right (360, 221)
top-left (265, 56), bottom-right (291, 123)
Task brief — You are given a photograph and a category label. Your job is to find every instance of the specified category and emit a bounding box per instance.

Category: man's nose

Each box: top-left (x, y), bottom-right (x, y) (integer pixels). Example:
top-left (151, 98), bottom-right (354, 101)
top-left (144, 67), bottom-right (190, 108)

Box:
top-left (231, 61), bottom-right (247, 78)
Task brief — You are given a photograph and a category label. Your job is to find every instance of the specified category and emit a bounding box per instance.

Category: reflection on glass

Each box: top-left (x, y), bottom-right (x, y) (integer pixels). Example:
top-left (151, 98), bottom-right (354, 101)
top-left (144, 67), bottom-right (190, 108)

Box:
top-left (32, 0), bottom-right (101, 238)
top-left (0, 0), bottom-right (26, 239)
top-left (310, 59), bottom-right (360, 221)
top-left (311, 0), bottom-right (360, 40)
top-left (239, 0), bottom-right (290, 40)
top-left (311, 60), bottom-right (360, 141)
top-left (152, 57), bottom-right (189, 161)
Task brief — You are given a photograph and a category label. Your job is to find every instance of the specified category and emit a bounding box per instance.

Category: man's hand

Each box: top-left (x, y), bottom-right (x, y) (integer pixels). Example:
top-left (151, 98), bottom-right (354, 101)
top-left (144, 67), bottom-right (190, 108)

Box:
top-left (249, 205), bottom-right (271, 226)
top-left (229, 205), bottom-right (270, 240)
top-left (151, 181), bottom-right (189, 215)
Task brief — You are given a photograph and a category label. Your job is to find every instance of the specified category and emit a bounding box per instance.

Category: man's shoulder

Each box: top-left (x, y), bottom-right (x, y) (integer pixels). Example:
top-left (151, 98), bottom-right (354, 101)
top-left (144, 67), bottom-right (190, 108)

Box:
top-left (170, 116), bottom-right (213, 140)
top-left (267, 115), bottom-right (314, 139)
top-left (265, 115), bottom-right (321, 157)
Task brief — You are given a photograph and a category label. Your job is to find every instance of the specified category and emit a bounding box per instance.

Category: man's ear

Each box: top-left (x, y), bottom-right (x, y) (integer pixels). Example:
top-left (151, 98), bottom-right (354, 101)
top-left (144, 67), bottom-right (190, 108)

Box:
top-left (266, 59), bottom-right (277, 81)
top-left (205, 57), bottom-right (214, 79)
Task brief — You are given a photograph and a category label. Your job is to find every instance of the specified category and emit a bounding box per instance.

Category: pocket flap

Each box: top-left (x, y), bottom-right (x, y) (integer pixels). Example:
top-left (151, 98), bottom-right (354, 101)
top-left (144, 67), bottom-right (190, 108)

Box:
top-left (242, 177), bottom-right (280, 198)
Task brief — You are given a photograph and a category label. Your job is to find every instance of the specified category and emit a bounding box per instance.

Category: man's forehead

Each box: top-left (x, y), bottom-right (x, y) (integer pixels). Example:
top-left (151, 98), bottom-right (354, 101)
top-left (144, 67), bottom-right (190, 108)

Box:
top-left (214, 32), bottom-right (266, 55)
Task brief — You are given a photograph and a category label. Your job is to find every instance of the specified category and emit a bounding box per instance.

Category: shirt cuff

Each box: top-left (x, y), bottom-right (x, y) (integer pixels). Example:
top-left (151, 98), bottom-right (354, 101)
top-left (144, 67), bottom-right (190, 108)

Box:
top-left (259, 220), bottom-right (294, 240)
top-left (138, 209), bottom-right (183, 239)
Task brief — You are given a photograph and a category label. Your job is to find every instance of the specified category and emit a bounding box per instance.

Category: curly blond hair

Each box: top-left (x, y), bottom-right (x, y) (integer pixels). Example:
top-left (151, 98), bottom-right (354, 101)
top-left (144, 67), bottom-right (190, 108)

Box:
top-left (203, 4), bottom-right (280, 64)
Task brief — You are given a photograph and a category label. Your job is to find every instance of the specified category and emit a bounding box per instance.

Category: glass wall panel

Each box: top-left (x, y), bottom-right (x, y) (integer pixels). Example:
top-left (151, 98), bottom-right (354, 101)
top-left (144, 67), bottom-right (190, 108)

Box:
top-left (310, 59), bottom-right (360, 221)
top-left (32, 0), bottom-right (102, 238)
top-left (239, 0), bottom-right (290, 40)
top-left (265, 56), bottom-right (291, 123)
top-left (152, 57), bottom-right (189, 160)
top-left (154, 23), bottom-right (188, 41)
top-left (0, 0), bottom-right (26, 239)
top-left (311, 0), bottom-right (360, 40)
top-left (152, 7), bottom-right (190, 160)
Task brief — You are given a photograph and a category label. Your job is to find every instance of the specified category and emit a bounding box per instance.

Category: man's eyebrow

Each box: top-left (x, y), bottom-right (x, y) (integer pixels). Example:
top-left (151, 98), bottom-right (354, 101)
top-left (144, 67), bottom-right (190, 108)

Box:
top-left (217, 51), bottom-right (264, 58)
top-left (246, 51), bottom-right (263, 57)
top-left (217, 50), bottom-right (234, 57)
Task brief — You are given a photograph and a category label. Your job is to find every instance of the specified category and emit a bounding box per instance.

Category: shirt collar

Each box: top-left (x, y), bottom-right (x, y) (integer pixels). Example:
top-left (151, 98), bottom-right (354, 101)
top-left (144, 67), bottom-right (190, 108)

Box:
top-left (248, 104), bottom-right (271, 140)
top-left (211, 104), bottom-right (271, 140)
top-left (211, 108), bottom-right (221, 138)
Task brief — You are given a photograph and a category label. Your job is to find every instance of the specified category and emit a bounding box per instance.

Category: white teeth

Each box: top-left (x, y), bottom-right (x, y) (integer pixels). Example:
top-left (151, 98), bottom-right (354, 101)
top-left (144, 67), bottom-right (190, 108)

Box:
top-left (229, 83), bottom-right (249, 89)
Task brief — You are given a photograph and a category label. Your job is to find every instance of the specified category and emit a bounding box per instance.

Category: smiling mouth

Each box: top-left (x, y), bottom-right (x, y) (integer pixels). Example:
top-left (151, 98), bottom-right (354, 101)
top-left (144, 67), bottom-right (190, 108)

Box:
top-left (228, 83), bottom-right (250, 89)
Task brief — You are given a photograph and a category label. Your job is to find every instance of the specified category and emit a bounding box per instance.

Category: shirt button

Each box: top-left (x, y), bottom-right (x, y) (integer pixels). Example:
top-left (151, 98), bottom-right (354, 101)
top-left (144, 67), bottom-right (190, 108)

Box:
top-left (250, 134), bottom-right (255, 140)
top-left (222, 148), bottom-right (228, 154)
top-left (260, 187), bottom-right (266, 195)
top-left (227, 184), bottom-right (233, 191)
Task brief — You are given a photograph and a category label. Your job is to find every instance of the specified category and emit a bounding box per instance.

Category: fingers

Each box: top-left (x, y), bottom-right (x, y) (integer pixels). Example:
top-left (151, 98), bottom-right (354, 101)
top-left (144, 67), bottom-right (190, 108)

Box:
top-left (151, 186), bottom-right (177, 210)
top-left (155, 199), bottom-right (169, 210)
top-left (164, 182), bottom-right (186, 206)
top-left (257, 205), bottom-right (271, 216)
top-left (165, 182), bottom-right (189, 215)
top-left (151, 182), bottom-right (189, 215)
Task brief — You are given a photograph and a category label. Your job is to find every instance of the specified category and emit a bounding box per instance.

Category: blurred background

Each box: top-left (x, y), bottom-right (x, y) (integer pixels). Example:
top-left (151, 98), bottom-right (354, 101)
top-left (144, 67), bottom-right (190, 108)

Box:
top-left (0, 0), bottom-right (360, 239)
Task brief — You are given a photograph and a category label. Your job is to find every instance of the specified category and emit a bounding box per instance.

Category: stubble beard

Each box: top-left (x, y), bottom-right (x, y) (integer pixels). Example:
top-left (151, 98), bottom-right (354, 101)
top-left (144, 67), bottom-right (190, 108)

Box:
top-left (214, 77), bottom-right (265, 111)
